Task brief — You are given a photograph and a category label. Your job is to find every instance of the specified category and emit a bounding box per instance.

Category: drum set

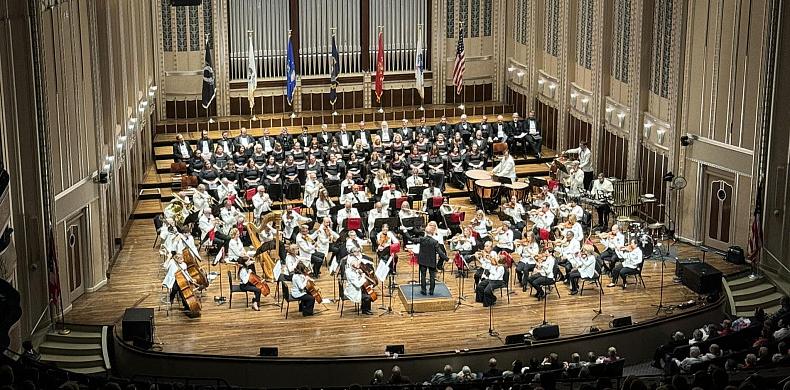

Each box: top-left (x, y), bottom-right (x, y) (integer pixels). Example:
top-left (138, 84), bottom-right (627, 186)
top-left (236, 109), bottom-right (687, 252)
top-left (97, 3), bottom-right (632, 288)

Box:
top-left (614, 193), bottom-right (672, 259)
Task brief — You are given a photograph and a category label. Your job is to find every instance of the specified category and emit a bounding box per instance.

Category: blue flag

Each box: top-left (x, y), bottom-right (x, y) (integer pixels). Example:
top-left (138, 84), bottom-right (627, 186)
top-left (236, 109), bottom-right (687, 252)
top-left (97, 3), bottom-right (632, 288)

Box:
top-left (286, 34), bottom-right (297, 106)
top-left (329, 33), bottom-right (340, 106)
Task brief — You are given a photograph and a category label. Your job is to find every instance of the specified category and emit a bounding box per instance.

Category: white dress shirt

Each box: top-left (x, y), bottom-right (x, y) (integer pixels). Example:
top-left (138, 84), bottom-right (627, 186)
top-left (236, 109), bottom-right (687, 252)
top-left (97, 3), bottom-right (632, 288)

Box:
top-left (421, 187), bottom-right (442, 209)
top-left (303, 180), bottom-right (321, 207)
top-left (578, 254), bottom-right (597, 278)
top-left (290, 274), bottom-right (309, 298)
top-left (565, 147), bottom-right (593, 173)
top-left (296, 232), bottom-right (319, 257)
top-left (503, 203), bottom-right (526, 224)
top-left (492, 156), bottom-right (516, 181)
top-left (496, 229), bottom-right (514, 250)
top-left (620, 247), bottom-right (643, 269)
top-left (162, 258), bottom-right (191, 288)
top-left (337, 207), bottom-right (361, 230)
top-left (227, 238), bottom-right (246, 261)
top-left (381, 190), bottom-right (403, 210)
top-left (602, 232), bottom-right (625, 251)
top-left (517, 242), bottom-right (540, 264)
top-left (591, 179), bottom-right (614, 201)
top-left (367, 208), bottom-right (389, 234)
top-left (252, 193), bottom-right (272, 218)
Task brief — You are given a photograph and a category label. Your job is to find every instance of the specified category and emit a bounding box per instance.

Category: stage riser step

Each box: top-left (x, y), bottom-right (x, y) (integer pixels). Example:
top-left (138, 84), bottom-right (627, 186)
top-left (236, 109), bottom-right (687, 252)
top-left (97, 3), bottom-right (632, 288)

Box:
top-left (736, 305), bottom-right (780, 318)
top-left (730, 284), bottom-right (777, 301)
top-left (734, 292), bottom-right (784, 312)
top-left (39, 354), bottom-right (104, 369)
top-left (727, 276), bottom-right (766, 291)
top-left (46, 331), bottom-right (102, 344)
top-left (39, 342), bottom-right (102, 356)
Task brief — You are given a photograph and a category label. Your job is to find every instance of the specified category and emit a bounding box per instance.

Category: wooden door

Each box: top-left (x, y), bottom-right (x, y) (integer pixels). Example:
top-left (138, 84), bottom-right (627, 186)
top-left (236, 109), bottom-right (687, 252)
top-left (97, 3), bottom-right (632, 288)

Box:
top-left (65, 214), bottom-right (87, 300)
top-left (703, 168), bottom-right (735, 250)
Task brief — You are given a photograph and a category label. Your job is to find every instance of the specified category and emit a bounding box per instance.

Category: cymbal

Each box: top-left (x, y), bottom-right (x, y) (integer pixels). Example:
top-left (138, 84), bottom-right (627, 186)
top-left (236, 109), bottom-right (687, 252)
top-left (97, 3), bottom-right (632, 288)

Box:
top-left (648, 223), bottom-right (665, 229)
top-left (641, 198), bottom-right (657, 203)
top-left (616, 216), bottom-right (636, 222)
top-left (642, 193), bottom-right (655, 199)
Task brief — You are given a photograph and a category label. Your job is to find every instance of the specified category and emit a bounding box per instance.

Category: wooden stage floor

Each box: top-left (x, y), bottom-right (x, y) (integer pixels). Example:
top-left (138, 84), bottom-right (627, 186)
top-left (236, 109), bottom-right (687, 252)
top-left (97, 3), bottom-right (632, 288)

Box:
top-left (65, 200), bottom-right (745, 358)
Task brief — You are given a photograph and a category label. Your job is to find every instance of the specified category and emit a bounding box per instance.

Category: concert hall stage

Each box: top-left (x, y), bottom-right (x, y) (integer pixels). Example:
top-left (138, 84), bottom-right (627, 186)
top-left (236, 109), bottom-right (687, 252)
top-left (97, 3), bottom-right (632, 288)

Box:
top-left (64, 212), bottom-right (746, 359)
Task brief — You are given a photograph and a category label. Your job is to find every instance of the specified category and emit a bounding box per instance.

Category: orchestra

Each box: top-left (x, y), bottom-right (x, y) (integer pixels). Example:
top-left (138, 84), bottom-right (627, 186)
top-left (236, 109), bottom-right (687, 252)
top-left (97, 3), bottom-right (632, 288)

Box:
top-left (155, 116), bottom-right (660, 320)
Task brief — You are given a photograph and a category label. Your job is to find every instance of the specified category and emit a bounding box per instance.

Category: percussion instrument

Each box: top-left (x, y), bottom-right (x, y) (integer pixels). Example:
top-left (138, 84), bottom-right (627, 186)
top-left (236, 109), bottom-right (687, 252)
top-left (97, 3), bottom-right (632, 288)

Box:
top-left (648, 222), bottom-right (665, 230)
top-left (475, 180), bottom-right (501, 202)
top-left (466, 170), bottom-right (491, 197)
top-left (504, 182), bottom-right (530, 202)
top-left (638, 234), bottom-right (655, 257)
top-left (492, 142), bottom-right (508, 154)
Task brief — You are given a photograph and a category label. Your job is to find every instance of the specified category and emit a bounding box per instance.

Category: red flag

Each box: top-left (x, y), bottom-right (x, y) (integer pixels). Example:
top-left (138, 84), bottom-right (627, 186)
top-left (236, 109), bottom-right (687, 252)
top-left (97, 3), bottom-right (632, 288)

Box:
top-left (375, 30), bottom-right (384, 103)
top-left (46, 225), bottom-right (61, 304)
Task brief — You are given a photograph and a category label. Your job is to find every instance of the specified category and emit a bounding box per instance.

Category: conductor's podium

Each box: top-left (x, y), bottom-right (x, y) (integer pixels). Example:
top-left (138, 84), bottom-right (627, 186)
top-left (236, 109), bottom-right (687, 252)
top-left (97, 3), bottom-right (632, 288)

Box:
top-left (398, 282), bottom-right (455, 313)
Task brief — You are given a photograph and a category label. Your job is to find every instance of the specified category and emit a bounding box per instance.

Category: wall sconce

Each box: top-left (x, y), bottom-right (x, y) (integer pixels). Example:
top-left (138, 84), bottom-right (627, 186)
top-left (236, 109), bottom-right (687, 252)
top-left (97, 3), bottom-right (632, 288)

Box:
top-left (616, 112), bottom-right (626, 127)
top-left (656, 128), bottom-right (667, 145)
top-left (580, 97), bottom-right (589, 114)
top-left (547, 83), bottom-right (557, 98)
top-left (127, 118), bottom-right (138, 133)
top-left (570, 91), bottom-right (578, 106)
top-left (537, 78), bottom-right (545, 85)
top-left (643, 121), bottom-right (653, 138)
top-left (507, 66), bottom-right (516, 73)
top-left (605, 106), bottom-right (614, 122)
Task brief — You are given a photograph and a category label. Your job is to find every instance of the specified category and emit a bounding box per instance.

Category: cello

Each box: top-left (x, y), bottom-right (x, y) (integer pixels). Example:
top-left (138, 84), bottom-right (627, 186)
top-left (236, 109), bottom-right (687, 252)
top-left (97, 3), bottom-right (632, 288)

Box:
top-left (358, 262), bottom-right (379, 302)
top-left (247, 271), bottom-right (271, 297)
top-left (174, 270), bottom-right (201, 318)
top-left (305, 279), bottom-right (323, 304)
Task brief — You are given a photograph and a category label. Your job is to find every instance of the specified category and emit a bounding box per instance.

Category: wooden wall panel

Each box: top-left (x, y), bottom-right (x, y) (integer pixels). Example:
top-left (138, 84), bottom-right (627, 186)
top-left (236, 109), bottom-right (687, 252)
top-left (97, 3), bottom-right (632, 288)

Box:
top-left (535, 98), bottom-right (559, 150)
top-left (639, 145), bottom-right (669, 222)
top-left (165, 99), bottom-right (216, 119)
top-left (566, 114), bottom-right (592, 150)
top-left (598, 129), bottom-right (628, 180)
top-left (444, 83), bottom-right (493, 104)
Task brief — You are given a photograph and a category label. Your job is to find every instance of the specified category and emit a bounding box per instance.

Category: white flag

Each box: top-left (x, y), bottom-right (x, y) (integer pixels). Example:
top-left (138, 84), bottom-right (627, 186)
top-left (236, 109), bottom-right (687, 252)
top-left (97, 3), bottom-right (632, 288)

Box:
top-left (415, 25), bottom-right (425, 99)
top-left (247, 34), bottom-right (257, 110)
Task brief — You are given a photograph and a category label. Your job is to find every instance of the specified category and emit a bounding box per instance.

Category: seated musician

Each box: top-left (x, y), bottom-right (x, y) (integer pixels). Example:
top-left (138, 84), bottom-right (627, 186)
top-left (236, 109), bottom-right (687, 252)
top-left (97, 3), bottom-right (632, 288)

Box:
top-left (315, 189), bottom-right (335, 219)
top-left (376, 223), bottom-right (400, 270)
top-left (449, 226), bottom-right (476, 276)
top-left (162, 254), bottom-right (193, 311)
top-left (281, 205), bottom-right (311, 242)
top-left (507, 113), bottom-right (527, 156)
top-left (226, 228), bottom-right (249, 265)
top-left (527, 251), bottom-right (556, 301)
top-left (598, 224), bottom-right (624, 273)
top-left (475, 252), bottom-right (505, 307)
top-left (192, 184), bottom-right (212, 213)
top-left (471, 210), bottom-right (493, 242)
top-left (306, 153), bottom-right (323, 175)
top-left (515, 231), bottom-right (539, 289)
top-left (316, 217), bottom-right (340, 267)
top-left (340, 172), bottom-right (356, 199)
top-left (425, 221), bottom-right (451, 247)
top-left (502, 196), bottom-right (526, 231)
top-left (474, 241), bottom-right (498, 287)
top-left (290, 263), bottom-right (316, 316)
top-left (493, 221), bottom-right (515, 254)
top-left (398, 202), bottom-right (423, 238)
top-left (561, 214), bottom-right (585, 246)
top-left (356, 120), bottom-right (372, 147)
top-left (238, 259), bottom-right (262, 311)
top-left (368, 202), bottom-right (389, 238)
top-left (345, 253), bottom-right (375, 315)
top-left (491, 149), bottom-right (516, 184)
top-left (529, 203), bottom-right (556, 241)
top-left (337, 201), bottom-right (361, 233)
top-left (568, 244), bottom-right (598, 295)
top-left (341, 184), bottom-right (369, 205)
top-left (421, 181), bottom-right (443, 220)
top-left (559, 200), bottom-right (584, 222)
top-left (198, 207), bottom-right (230, 258)
top-left (255, 221), bottom-right (277, 254)
top-left (219, 200), bottom-right (242, 234)
top-left (524, 110), bottom-right (543, 158)
top-left (323, 154), bottom-right (342, 187)
top-left (160, 218), bottom-right (186, 255)
top-left (241, 159), bottom-right (262, 189)
top-left (541, 186), bottom-right (560, 210)
top-left (172, 133), bottom-right (193, 163)
top-left (380, 185), bottom-right (403, 211)
top-left (281, 243), bottom-right (303, 281)
top-left (252, 186), bottom-right (272, 223)
top-left (556, 230), bottom-right (581, 279)
top-left (296, 224), bottom-right (325, 278)
top-left (591, 172), bottom-right (614, 229)
top-left (608, 239), bottom-right (643, 289)
top-left (344, 230), bottom-right (369, 255)
top-left (492, 115), bottom-right (508, 143)
top-left (303, 171), bottom-right (321, 209)
top-left (217, 177), bottom-right (237, 203)
top-left (406, 168), bottom-right (424, 190)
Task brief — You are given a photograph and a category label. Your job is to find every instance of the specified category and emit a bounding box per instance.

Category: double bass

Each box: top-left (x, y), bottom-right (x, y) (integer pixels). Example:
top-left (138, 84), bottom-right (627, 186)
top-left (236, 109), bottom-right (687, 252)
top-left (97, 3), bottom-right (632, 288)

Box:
top-left (181, 248), bottom-right (209, 290)
top-left (174, 270), bottom-right (201, 318)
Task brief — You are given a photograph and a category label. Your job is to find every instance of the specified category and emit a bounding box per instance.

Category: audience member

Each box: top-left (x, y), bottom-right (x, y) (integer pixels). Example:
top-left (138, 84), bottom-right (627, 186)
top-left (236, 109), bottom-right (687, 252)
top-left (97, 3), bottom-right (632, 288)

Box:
top-left (457, 365), bottom-right (476, 382)
top-left (483, 357), bottom-right (503, 378)
top-left (773, 319), bottom-right (789, 341)
top-left (429, 364), bottom-right (457, 384)
top-left (674, 346), bottom-right (704, 373)
top-left (370, 369), bottom-right (385, 385)
top-left (388, 365), bottom-right (410, 384)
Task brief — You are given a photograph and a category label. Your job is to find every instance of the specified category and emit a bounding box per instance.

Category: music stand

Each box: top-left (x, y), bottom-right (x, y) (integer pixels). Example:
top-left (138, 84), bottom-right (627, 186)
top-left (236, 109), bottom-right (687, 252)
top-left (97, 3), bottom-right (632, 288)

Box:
top-left (453, 254), bottom-right (473, 311)
top-left (408, 185), bottom-right (427, 197)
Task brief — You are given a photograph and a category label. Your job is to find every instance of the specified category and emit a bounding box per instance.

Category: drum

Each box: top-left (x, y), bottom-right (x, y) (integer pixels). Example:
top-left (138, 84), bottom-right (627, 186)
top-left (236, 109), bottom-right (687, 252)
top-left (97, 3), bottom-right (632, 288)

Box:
top-left (504, 182), bottom-right (530, 202)
top-left (638, 233), bottom-right (654, 257)
top-left (466, 169), bottom-right (492, 197)
top-left (475, 179), bottom-right (501, 201)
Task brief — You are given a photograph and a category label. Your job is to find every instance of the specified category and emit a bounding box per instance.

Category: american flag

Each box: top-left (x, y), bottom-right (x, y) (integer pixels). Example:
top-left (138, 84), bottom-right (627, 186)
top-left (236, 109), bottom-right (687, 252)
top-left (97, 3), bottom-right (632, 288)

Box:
top-left (452, 25), bottom-right (465, 95)
top-left (747, 181), bottom-right (764, 265)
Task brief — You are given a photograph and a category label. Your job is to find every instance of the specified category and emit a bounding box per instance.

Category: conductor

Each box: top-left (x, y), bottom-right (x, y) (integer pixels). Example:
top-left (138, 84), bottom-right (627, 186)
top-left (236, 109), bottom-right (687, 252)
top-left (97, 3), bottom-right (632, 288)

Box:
top-left (402, 222), bottom-right (448, 295)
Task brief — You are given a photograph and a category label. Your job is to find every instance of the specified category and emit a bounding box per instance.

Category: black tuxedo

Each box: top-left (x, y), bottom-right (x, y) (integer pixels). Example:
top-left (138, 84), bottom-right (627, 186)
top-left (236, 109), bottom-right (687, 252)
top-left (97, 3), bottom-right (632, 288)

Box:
top-left (402, 230), bottom-right (448, 294)
top-left (397, 127), bottom-right (415, 143)
top-left (432, 123), bottom-right (451, 139)
top-left (477, 122), bottom-right (491, 139)
top-left (196, 137), bottom-right (213, 155)
top-left (217, 137), bottom-right (235, 155)
top-left (172, 141), bottom-right (193, 162)
top-left (258, 136), bottom-right (275, 152)
top-left (378, 128), bottom-right (395, 143)
top-left (524, 117), bottom-right (543, 157)
top-left (277, 134), bottom-right (294, 150)
top-left (234, 135), bottom-right (256, 150)
top-left (415, 125), bottom-right (432, 138)
top-left (336, 131), bottom-right (354, 149)
top-left (317, 132), bottom-right (333, 146)
top-left (297, 133), bottom-right (312, 148)
top-left (455, 122), bottom-right (473, 141)
top-left (355, 130), bottom-right (373, 146)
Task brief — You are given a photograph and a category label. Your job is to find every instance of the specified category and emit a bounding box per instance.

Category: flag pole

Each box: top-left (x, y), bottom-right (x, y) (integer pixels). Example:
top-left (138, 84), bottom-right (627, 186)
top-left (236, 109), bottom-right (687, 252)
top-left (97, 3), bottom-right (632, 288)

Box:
top-left (376, 26), bottom-right (385, 114)
top-left (457, 21), bottom-right (465, 112)
top-left (417, 24), bottom-right (424, 112)
top-left (206, 33), bottom-right (216, 124)
top-left (248, 30), bottom-right (257, 121)
top-left (330, 27), bottom-right (338, 116)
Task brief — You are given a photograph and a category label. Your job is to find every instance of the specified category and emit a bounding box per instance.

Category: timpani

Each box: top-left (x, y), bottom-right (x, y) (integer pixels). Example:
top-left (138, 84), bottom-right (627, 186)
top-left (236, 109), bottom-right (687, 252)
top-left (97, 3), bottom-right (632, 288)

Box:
top-left (465, 169), bottom-right (491, 196)
top-left (475, 179), bottom-right (502, 203)
top-left (504, 182), bottom-right (530, 202)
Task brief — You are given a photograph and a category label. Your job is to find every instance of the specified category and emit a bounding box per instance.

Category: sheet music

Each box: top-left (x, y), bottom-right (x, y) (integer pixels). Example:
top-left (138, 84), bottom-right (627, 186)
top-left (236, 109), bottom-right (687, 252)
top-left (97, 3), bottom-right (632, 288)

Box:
top-left (273, 263), bottom-right (282, 281)
top-left (375, 257), bottom-right (392, 281)
top-left (407, 243), bottom-right (419, 254)
top-left (214, 247), bottom-right (225, 264)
